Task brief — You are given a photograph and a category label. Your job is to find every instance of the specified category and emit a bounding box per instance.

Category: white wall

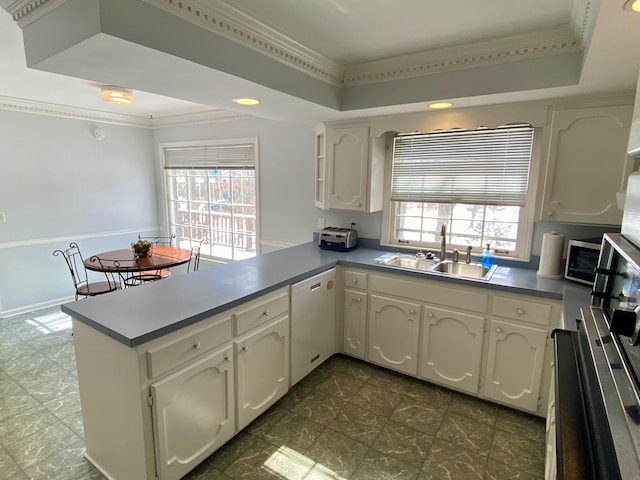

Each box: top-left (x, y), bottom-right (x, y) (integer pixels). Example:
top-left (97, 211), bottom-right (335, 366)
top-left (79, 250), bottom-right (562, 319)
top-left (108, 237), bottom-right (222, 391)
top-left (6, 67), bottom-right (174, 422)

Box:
top-left (0, 110), bottom-right (157, 314)
top-left (152, 117), bottom-right (319, 253)
top-left (0, 95), bottom-right (626, 315)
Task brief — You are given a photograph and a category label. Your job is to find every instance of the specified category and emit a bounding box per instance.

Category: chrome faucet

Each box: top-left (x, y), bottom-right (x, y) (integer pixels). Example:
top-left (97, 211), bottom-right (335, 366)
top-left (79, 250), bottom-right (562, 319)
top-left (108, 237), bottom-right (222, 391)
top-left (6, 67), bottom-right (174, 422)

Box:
top-left (452, 249), bottom-right (459, 263)
top-left (466, 245), bottom-right (473, 264)
top-left (440, 224), bottom-right (447, 261)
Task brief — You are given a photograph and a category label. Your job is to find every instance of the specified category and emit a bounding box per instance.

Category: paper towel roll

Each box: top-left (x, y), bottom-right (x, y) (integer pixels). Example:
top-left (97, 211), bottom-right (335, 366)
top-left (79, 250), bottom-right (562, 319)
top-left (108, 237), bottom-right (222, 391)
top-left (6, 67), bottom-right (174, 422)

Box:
top-left (537, 232), bottom-right (566, 279)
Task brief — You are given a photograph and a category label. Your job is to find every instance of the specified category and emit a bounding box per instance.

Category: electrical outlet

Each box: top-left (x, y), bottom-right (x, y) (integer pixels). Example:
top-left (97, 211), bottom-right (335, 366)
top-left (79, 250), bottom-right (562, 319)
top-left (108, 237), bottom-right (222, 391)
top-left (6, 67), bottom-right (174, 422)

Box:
top-left (0, 212), bottom-right (5, 223)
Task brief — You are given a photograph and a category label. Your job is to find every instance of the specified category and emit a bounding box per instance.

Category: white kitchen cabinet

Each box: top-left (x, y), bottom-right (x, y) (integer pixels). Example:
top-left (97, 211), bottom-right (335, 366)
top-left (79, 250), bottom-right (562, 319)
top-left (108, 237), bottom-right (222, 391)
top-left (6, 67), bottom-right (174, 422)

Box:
top-left (314, 125), bottom-right (327, 207)
top-left (315, 124), bottom-right (385, 212)
top-left (420, 305), bottom-right (485, 395)
top-left (483, 318), bottom-right (548, 412)
top-left (342, 269), bottom-right (368, 359)
top-left (540, 103), bottom-right (633, 225)
top-left (368, 294), bottom-right (420, 375)
top-left (72, 287), bottom-right (290, 480)
top-left (151, 345), bottom-right (234, 480)
top-left (343, 288), bottom-right (367, 359)
top-left (235, 316), bottom-right (289, 430)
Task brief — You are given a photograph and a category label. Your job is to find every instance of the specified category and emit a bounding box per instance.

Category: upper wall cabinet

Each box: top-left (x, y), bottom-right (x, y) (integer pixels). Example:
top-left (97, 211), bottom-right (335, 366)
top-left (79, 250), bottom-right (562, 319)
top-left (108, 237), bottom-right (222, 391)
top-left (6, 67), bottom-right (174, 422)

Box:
top-left (315, 124), bottom-right (384, 212)
top-left (539, 104), bottom-right (633, 225)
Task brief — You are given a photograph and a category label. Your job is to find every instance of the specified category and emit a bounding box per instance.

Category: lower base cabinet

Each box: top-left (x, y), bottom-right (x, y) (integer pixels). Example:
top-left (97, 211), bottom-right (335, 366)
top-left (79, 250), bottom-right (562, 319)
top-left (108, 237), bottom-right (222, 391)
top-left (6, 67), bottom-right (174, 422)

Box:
top-left (151, 345), bottom-right (235, 480)
top-left (235, 316), bottom-right (289, 431)
top-left (343, 289), bottom-right (367, 358)
top-left (368, 294), bottom-right (420, 375)
top-left (420, 306), bottom-right (485, 395)
top-left (483, 319), bottom-right (548, 412)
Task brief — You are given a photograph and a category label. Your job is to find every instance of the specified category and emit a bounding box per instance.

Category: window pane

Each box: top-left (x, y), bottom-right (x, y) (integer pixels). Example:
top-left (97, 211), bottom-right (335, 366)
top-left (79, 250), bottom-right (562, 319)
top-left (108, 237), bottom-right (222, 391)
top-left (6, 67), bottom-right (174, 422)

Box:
top-left (165, 157), bottom-right (257, 261)
top-left (392, 200), bottom-right (522, 256)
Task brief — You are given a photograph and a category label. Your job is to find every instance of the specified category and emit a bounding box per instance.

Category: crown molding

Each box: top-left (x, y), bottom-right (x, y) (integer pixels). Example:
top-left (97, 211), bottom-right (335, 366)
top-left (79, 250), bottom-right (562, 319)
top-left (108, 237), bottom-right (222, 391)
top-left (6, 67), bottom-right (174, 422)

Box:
top-left (342, 25), bottom-right (580, 86)
top-left (0, 95), bottom-right (153, 127)
top-left (149, 109), bottom-right (253, 128)
top-left (143, 0), bottom-right (344, 86)
top-left (0, 95), bottom-right (249, 127)
top-left (4, 0), bottom-right (594, 89)
top-left (2, 0), bottom-right (66, 27)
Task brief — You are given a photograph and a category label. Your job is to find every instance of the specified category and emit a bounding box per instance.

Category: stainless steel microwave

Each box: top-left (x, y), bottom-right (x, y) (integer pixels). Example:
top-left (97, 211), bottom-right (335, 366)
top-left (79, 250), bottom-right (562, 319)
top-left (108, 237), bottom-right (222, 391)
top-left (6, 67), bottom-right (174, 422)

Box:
top-left (564, 238), bottom-right (602, 285)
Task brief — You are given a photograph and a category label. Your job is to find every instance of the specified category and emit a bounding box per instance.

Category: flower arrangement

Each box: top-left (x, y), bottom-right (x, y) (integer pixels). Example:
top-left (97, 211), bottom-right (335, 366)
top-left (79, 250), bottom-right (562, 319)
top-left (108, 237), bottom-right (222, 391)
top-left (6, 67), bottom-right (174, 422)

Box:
top-left (132, 239), bottom-right (152, 257)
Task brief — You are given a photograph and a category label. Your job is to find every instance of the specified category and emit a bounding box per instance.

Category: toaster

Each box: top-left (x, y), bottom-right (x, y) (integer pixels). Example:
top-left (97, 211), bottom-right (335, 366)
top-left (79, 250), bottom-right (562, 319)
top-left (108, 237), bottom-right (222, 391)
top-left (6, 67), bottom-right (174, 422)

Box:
top-left (319, 227), bottom-right (358, 252)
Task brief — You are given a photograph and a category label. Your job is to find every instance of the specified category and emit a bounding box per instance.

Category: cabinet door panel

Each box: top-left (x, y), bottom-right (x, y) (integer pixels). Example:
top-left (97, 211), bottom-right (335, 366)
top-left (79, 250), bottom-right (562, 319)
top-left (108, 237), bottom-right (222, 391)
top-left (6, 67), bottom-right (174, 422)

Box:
top-left (542, 105), bottom-right (632, 224)
top-left (151, 345), bottom-right (234, 480)
top-left (328, 127), bottom-right (369, 210)
top-left (483, 320), bottom-right (547, 412)
top-left (421, 306), bottom-right (485, 395)
top-left (368, 294), bottom-right (420, 375)
top-left (343, 289), bottom-right (367, 358)
top-left (235, 317), bottom-right (289, 430)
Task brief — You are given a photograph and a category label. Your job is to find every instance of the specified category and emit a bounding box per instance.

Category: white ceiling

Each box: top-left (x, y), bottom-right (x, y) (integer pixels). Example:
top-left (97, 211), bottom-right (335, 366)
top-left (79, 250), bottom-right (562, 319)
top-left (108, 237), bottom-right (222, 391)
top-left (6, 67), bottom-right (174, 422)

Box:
top-left (0, 0), bottom-right (639, 125)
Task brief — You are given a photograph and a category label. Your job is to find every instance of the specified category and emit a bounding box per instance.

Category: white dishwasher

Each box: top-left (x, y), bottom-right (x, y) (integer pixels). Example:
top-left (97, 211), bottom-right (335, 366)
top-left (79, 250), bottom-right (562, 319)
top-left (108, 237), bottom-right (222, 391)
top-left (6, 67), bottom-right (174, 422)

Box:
top-left (290, 268), bottom-right (336, 386)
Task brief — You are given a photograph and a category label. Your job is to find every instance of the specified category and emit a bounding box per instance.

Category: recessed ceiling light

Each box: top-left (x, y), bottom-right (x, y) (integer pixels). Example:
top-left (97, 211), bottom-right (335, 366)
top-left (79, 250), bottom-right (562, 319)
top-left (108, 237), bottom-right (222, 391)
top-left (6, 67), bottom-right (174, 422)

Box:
top-left (428, 102), bottom-right (453, 110)
top-left (101, 86), bottom-right (133, 105)
top-left (233, 97), bottom-right (261, 106)
top-left (625, 0), bottom-right (640, 12)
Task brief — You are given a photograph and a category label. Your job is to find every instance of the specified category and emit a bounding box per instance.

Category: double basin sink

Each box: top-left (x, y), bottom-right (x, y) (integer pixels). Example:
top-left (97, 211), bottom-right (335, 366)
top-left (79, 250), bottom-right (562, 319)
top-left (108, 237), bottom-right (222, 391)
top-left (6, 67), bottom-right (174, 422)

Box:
top-left (377, 253), bottom-right (498, 281)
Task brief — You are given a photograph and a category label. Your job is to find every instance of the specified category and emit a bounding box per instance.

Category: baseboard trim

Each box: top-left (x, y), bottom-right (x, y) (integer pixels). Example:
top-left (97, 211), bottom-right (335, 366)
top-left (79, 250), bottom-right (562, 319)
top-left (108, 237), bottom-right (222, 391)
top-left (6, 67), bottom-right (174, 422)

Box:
top-left (1, 296), bottom-right (73, 319)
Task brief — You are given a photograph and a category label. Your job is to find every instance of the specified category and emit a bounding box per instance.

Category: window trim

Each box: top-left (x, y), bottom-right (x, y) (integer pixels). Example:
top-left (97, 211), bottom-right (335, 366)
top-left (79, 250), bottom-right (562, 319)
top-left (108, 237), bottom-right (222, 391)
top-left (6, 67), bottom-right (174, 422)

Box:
top-left (158, 138), bottom-right (261, 261)
top-left (380, 127), bottom-right (542, 262)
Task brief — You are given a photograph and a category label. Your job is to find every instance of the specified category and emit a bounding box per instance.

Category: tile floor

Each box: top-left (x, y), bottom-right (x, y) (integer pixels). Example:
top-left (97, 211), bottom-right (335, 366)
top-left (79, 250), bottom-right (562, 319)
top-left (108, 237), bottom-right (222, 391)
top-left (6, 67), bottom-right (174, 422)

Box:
top-left (0, 306), bottom-right (545, 480)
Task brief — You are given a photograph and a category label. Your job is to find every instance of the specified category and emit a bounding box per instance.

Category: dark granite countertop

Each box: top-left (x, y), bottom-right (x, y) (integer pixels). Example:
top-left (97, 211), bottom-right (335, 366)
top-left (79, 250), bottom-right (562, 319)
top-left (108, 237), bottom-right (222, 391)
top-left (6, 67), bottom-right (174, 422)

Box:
top-left (62, 242), bottom-right (590, 347)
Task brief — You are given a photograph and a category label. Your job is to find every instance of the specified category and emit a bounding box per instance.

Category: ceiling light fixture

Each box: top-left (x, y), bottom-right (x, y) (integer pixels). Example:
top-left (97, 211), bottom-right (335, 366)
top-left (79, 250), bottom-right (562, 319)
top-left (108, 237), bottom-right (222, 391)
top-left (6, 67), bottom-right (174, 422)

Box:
top-left (428, 102), bottom-right (453, 109)
top-left (625, 0), bottom-right (640, 12)
top-left (233, 97), bottom-right (260, 106)
top-left (101, 86), bottom-right (134, 105)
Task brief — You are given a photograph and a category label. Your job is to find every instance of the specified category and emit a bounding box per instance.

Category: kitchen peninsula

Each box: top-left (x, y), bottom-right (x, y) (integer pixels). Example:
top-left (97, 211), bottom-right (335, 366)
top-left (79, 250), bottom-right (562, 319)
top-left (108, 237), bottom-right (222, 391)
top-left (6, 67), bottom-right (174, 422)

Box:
top-left (62, 241), bottom-right (580, 480)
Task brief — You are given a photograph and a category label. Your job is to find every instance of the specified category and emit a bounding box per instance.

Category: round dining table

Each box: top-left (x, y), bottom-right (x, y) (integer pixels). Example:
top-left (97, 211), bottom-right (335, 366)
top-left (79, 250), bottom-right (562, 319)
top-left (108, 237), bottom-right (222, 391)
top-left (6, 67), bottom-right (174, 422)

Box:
top-left (84, 246), bottom-right (192, 273)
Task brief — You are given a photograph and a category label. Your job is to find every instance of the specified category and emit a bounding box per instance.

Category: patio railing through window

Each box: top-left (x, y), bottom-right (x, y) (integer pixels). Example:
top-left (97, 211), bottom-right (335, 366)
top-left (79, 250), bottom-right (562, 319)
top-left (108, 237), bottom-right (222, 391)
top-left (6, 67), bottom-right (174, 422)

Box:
top-left (177, 208), bottom-right (257, 260)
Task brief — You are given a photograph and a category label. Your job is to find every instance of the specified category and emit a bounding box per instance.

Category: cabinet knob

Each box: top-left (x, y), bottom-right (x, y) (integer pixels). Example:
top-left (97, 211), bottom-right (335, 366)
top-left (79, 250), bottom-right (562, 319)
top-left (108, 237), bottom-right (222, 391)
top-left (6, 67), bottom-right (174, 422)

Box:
top-left (428, 312), bottom-right (434, 318)
top-left (242, 345), bottom-right (249, 352)
top-left (224, 355), bottom-right (231, 363)
top-left (356, 297), bottom-right (362, 302)
top-left (193, 342), bottom-right (201, 351)
top-left (496, 327), bottom-right (503, 333)
top-left (550, 418), bottom-right (556, 425)
top-left (516, 308), bottom-right (525, 315)
top-left (546, 211), bottom-right (554, 217)
top-left (262, 309), bottom-right (270, 317)
top-left (356, 203), bottom-right (362, 207)
top-left (352, 278), bottom-right (358, 283)
top-left (409, 309), bottom-right (416, 314)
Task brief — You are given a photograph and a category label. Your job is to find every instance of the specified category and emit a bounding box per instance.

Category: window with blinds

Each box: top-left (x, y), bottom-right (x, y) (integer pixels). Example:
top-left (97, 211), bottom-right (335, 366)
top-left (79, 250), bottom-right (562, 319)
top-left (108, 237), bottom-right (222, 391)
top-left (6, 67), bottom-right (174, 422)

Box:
top-left (161, 138), bottom-right (258, 262)
top-left (384, 125), bottom-right (536, 258)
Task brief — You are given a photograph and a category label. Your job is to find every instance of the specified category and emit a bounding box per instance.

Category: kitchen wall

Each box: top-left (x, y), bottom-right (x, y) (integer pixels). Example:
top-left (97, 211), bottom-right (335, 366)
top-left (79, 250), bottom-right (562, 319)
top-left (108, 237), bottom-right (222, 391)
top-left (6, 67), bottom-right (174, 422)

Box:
top-left (151, 117), bottom-right (318, 253)
top-left (0, 93), bottom-right (628, 315)
top-left (0, 109), bottom-right (157, 314)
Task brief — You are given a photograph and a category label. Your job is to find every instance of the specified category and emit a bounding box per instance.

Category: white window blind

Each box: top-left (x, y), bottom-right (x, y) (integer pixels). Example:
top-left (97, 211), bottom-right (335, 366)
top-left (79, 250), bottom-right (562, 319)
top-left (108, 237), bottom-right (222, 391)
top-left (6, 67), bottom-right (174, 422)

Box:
top-left (391, 124), bottom-right (534, 206)
top-left (163, 143), bottom-right (255, 169)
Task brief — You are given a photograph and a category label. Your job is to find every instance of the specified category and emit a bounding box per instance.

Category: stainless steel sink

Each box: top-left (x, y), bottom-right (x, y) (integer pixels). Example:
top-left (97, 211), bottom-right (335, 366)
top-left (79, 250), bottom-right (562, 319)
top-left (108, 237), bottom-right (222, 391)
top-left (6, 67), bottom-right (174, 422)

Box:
top-left (377, 253), bottom-right (438, 271)
top-left (429, 260), bottom-right (498, 281)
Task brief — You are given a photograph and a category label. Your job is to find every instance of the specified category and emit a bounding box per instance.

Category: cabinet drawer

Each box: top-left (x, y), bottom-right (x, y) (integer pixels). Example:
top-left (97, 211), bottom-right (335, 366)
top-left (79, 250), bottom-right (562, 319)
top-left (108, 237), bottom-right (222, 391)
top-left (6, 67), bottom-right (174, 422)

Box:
top-left (492, 296), bottom-right (552, 326)
top-left (146, 316), bottom-right (232, 379)
top-left (344, 270), bottom-right (368, 290)
top-left (234, 288), bottom-right (289, 336)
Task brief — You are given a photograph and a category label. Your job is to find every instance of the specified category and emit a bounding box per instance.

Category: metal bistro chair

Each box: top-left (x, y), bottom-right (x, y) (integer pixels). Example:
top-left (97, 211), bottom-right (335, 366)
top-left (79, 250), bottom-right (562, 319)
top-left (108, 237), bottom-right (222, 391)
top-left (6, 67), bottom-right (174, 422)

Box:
top-left (130, 233), bottom-right (177, 283)
top-left (53, 242), bottom-right (121, 300)
top-left (187, 239), bottom-right (208, 273)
